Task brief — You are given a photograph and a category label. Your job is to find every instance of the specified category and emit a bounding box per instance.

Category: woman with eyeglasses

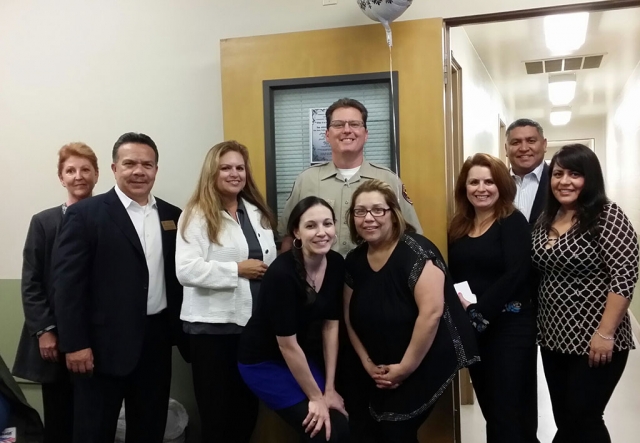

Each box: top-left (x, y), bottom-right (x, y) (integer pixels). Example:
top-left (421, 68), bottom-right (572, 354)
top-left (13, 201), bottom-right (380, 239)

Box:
top-left (533, 144), bottom-right (638, 443)
top-left (343, 179), bottom-right (478, 443)
top-left (448, 153), bottom-right (539, 443)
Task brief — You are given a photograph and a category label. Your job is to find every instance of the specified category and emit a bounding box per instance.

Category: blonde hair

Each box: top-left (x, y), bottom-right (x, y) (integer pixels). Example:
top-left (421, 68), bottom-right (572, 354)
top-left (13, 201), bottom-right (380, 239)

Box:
top-left (180, 141), bottom-right (276, 244)
top-left (347, 179), bottom-right (415, 244)
top-left (58, 142), bottom-right (99, 176)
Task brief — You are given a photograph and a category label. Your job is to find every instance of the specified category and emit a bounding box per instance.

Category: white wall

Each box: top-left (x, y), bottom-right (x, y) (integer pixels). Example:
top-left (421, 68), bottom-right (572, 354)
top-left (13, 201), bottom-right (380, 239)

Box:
top-left (605, 60), bottom-right (640, 318)
top-left (0, 0), bottom-right (607, 278)
top-left (450, 27), bottom-right (512, 158)
top-left (543, 115), bottom-right (607, 169)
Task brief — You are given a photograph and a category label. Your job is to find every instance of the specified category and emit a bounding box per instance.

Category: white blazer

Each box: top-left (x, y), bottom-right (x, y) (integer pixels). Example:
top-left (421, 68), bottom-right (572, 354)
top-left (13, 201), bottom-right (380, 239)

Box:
top-left (176, 199), bottom-right (277, 326)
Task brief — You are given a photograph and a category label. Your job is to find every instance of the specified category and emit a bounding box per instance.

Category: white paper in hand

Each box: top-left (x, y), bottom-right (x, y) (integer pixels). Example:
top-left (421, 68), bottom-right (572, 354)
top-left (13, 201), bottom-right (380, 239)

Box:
top-left (454, 281), bottom-right (477, 304)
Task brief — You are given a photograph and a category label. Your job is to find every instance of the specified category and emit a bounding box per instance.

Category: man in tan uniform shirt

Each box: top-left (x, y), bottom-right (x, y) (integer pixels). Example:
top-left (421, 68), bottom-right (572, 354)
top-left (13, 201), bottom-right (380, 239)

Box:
top-left (279, 98), bottom-right (422, 256)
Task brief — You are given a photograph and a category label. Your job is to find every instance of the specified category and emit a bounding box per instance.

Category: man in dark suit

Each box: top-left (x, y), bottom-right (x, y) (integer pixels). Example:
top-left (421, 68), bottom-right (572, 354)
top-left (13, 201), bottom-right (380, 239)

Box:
top-left (505, 118), bottom-right (549, 225)
top-left (52, 133), bottom-right (186, 443)
top-left (13, 142), bottom-right (100, 443)
top-left (504, 118), bottom-right (548, 443)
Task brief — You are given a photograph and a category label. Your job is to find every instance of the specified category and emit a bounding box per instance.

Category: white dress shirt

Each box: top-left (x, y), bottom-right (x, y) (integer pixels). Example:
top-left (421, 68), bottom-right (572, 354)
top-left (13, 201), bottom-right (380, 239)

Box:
top-left (511, 161), bottom-right (545, 221)
top-left (115, 185), bottom-right (167, 314)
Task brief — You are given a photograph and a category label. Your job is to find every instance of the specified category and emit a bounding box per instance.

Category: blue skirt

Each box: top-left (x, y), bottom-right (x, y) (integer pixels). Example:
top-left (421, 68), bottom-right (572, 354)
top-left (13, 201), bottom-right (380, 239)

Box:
top-left (238, 359), bottom-right (325, 410)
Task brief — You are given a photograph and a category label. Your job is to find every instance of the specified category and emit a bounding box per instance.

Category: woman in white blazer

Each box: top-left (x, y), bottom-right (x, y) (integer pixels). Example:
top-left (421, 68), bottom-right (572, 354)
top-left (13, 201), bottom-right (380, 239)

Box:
top-left (176, 140), bottom-right (277, 443)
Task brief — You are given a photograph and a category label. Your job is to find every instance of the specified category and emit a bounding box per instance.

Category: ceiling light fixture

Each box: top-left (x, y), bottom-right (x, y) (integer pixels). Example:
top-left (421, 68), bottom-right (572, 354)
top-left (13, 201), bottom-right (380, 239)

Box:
top-left (544, 12), bottom-right (589, 54)
top-left (550, 107), bottom-right (572, 126)
top-left (548, 73), bottom-right (577, 106)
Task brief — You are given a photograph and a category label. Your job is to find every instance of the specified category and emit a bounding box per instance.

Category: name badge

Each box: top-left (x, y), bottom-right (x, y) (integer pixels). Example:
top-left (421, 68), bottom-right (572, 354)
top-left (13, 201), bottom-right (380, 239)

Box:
top-left (161, 220), bottom-right (177, 231)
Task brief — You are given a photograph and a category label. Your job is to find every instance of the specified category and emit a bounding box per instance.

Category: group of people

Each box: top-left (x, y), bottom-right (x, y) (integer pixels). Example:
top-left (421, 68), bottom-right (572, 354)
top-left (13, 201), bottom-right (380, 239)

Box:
top-left (6, 97), bottom-right (638, 443)
top-left (449, 119), bottom-right (639, 443)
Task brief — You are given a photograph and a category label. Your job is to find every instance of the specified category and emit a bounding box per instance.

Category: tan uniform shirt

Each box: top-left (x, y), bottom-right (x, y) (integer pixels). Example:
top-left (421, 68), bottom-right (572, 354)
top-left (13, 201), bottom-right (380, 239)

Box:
top-left (279, 160), bottom-right (422, 256)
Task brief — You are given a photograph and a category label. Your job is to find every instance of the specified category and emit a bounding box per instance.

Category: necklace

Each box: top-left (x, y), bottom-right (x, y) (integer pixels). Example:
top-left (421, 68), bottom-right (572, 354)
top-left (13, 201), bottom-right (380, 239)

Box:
top-left (306, 271), bottom-right (317, 291)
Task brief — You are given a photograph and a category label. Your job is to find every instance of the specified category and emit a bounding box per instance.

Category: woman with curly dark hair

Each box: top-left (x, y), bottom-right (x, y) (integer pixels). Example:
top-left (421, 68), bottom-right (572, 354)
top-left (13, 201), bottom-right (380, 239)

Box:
top-left (533, 144), bottom-right (639, 443)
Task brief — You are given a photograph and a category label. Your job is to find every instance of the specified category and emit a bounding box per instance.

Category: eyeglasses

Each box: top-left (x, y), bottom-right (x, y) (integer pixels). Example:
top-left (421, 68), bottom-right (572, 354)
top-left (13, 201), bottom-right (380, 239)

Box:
top-left (352, 207), bottom-right (391, 218)
top-left (328, 120), bottom-right (365, 130)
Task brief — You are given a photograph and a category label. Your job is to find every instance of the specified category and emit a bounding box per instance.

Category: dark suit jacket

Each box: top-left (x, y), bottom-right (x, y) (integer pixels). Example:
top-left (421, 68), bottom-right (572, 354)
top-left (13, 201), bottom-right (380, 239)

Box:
top-left (12, 206), bottom-right (67, 384)
top-left (1, 354), bottom-right (44, 443)
top-left (52, 188), bottom-right (188, 377)
top-left (528, 162), bottom-right (549, 226)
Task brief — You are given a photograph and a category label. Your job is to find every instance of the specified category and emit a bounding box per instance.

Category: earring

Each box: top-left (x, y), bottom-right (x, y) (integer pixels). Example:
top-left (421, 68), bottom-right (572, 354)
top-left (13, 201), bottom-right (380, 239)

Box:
top-left (293, 238), bottom-right (303, 250)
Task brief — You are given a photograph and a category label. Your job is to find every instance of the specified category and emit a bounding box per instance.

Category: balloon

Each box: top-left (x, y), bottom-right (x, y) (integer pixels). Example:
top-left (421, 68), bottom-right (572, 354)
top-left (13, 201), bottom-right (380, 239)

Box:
top-left (357, 0), bottom-right (413, 46)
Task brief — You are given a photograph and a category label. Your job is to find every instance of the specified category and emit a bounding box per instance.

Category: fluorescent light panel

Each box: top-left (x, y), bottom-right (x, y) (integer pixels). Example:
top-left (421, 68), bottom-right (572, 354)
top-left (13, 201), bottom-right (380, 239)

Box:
top-left (548, 73), bottom-right (577, 106)
top-left (550, 107), bottom-right (572, 126)
top-left (544, 12), bottom-right (589, 54)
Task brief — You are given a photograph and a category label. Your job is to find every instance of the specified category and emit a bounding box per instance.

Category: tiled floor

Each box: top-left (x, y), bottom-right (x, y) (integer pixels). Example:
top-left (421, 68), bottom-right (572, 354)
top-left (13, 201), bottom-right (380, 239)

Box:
top-left (460, 343), bottom-right (640, 443)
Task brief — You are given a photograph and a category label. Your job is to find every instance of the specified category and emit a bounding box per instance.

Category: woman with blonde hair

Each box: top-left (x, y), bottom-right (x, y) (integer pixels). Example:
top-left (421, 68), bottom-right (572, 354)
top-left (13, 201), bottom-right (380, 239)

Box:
top-left (176, 140), bottom-right (277, 442)
top-left (448, 153), bottom-right (538, 443)
top-left (13, 142), bottom-right (99, 443)
top-left (343, 179), bottom-right (478, 443)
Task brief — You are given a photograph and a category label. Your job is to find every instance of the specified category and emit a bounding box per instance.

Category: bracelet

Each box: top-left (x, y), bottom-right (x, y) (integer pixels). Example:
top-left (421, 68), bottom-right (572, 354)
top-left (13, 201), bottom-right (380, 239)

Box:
top-left (596, 329), bottom-right (615, 341)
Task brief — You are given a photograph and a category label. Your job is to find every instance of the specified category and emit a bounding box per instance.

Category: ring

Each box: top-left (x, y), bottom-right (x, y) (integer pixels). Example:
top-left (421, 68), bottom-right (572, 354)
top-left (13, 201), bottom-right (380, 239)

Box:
top-left (312, 419), bottom-right (317, 423)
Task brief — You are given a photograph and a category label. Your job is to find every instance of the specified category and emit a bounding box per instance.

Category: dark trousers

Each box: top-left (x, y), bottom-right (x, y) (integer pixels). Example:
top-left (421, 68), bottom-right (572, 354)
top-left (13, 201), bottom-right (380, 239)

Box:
top-left (276, 399), bottom-right (350, 442)
top-left (469, 311), bottom-right (539, 443)
top-left (351, 405), bottom-right (431, 443)
top-left (335, 343), bottom-right (371, 442)
top-left (42, 378), bottom-right (74, 443)
top-left (190, 333), bottom-right (258, 443)
top-left (72, 312), bottom-right (172, 443)
top-left (541, 348), bottom-right (629, 443)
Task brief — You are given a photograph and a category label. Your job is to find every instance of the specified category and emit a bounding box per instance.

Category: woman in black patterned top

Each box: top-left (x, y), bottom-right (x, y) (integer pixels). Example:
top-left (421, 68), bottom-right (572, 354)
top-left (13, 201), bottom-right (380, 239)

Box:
top-left (448, 153), bottom-right (539, 443)
top-left (343, 179), bottom-right (478, 443)
top-left (532, 144), bottom-right (639, 443)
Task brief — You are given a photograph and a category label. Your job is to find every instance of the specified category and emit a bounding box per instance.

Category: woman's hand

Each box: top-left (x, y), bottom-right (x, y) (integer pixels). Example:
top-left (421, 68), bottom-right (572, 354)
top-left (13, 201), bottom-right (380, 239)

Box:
top-left (237, 259), bottom-right (268, 279)
top-left (589, 332), bottom-right (614, 367)
top-left (373, 363), bottom-right (410, 389)
top-left (323, 389), bottom-right (348, 417)
top-left (302, 397), bottom-right (331, 440)
top-left (38, 331), bottom-right (59, 362)
top-left (458, 292), bottom-right (471, 310)
top-left (362, 358), bottom-right (386, 380)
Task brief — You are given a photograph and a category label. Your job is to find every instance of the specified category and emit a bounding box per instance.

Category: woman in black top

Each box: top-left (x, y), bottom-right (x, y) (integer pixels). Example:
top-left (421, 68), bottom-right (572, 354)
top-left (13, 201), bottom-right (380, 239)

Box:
top-left (448, 153), bottom-right (538, 443)
top-left (532, 144), bottom-right (639, 443)
top-left (344, 179), bottom-right (478, 443)
top-left (12, 143), bottom-right (99, 443)
top-left (238, 197), bottom-right (349, 442)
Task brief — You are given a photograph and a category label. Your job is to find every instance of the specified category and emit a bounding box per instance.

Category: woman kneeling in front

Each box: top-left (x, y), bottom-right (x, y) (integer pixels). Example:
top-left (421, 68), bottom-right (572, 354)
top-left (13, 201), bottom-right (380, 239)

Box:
top-left (238, 196), bottom-right (349, 442)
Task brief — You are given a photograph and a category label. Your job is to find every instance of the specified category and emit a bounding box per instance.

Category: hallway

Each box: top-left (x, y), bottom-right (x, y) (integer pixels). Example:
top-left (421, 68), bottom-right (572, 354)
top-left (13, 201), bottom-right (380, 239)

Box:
top-left (461, 332), bottom-right (640, 442)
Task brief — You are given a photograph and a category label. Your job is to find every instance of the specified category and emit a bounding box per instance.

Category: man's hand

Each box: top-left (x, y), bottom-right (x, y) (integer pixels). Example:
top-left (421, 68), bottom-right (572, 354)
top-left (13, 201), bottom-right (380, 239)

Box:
top-left (66, 348), bottom-right (94, 374)
top-left (38, 331), bottom-right (59, 362)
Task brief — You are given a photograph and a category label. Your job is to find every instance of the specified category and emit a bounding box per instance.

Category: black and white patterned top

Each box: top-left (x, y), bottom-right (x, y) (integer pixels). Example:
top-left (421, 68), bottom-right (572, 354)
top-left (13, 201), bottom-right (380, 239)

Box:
top-left (532, 202), bottom-right (639, 355)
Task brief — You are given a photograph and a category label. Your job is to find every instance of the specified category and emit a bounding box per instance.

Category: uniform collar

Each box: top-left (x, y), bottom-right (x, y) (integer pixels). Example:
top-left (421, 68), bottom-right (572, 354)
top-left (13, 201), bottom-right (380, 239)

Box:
top-left (319, 160), bottom-right (374, 181)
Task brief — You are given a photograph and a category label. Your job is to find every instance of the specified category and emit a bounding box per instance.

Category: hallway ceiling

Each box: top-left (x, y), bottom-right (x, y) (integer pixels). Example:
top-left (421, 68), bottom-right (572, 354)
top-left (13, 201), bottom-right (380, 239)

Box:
top-left (461, 7), bottom-right (640, 122)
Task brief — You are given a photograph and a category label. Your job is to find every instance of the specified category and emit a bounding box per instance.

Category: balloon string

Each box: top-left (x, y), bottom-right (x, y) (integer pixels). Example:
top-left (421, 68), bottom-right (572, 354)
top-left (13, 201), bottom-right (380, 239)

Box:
top-left (389, 40), bottom-right (401, 203)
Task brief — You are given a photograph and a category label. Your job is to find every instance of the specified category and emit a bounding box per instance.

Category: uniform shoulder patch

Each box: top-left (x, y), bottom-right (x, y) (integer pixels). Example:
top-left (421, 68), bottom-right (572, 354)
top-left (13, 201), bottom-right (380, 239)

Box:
top-left (402, 184), bottom-right (413, 205)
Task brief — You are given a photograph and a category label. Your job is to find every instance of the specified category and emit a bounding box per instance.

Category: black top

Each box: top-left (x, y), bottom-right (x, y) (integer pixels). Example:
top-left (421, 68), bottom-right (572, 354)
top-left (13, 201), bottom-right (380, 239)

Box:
top-left (238, 250), bottom-right (344, 365)
top-left (12, 206), bottom-right (66, 384)
top-left (448, 211), bottom-right (535, 331)
top-left (345, 233), bottom-right (478, 421)
top-left (532, 202), bottom-right (639, 355)
top-left (184, 199), bottom-right (264, 335)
